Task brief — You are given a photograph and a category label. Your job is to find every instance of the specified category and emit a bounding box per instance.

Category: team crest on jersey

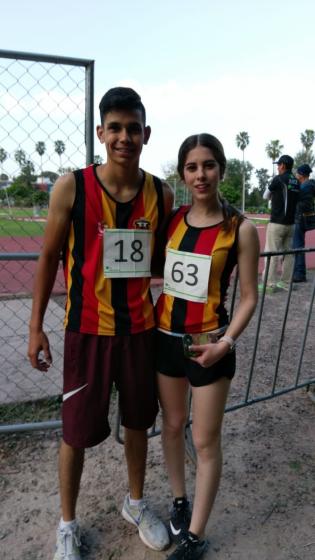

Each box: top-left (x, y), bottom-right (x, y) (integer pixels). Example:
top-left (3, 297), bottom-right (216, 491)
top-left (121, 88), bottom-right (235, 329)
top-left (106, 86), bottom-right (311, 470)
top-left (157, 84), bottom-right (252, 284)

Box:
top-left (134, 218), bottom-right (151, 230)
top-left (97, 221), bottom-right (108, 237)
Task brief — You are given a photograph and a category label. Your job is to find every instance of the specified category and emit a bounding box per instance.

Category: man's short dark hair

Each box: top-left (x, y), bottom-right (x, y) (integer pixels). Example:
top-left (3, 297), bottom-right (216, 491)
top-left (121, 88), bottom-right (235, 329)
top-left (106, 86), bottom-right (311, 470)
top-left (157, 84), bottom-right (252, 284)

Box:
top-left (99, 87), bottom-right (146, 124)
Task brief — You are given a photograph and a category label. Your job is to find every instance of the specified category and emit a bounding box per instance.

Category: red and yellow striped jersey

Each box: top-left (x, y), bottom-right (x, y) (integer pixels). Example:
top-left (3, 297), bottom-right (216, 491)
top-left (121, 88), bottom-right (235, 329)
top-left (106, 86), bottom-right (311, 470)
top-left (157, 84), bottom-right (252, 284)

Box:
top-left (63, 164), bottom-right (165, 335)
top-left (155, 206), bottom-right (240, 333)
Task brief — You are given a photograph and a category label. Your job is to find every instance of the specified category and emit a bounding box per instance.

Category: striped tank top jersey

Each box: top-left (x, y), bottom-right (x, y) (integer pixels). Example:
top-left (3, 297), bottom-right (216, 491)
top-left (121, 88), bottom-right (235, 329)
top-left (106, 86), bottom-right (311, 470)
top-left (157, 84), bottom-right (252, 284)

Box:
top-left (63, 164), bottom-right (164, 335)
top-left (156, 206), bottom-right (241, 334)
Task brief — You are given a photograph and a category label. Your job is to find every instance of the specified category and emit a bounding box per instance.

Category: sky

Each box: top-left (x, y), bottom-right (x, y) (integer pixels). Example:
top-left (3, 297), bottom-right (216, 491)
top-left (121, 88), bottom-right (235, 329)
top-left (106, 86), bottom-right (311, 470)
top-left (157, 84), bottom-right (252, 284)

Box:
top-left (1, 0), bottom-right (315, 183)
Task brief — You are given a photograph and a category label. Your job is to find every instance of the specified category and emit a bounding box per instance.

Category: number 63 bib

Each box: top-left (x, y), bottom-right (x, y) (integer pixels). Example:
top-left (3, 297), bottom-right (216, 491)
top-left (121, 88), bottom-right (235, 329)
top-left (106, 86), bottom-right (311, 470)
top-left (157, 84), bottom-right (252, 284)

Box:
top-left (103, 229), bottom-right (152, 278)
top-left (163, 247), bottom-right (212, 303)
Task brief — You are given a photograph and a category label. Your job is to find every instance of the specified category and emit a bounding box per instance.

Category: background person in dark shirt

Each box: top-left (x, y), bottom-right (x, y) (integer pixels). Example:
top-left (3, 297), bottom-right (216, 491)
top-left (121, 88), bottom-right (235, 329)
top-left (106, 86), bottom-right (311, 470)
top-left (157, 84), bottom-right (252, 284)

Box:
top-left (260, 154), bottom-right (300, 292)
top-left (292, 163), bottom-right (315, 282)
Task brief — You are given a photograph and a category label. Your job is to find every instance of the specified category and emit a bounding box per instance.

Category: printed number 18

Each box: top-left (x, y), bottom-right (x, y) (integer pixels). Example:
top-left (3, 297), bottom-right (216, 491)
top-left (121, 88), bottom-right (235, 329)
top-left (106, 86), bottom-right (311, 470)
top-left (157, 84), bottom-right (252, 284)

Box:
top-left (115, 240), bottom-right (144, 263)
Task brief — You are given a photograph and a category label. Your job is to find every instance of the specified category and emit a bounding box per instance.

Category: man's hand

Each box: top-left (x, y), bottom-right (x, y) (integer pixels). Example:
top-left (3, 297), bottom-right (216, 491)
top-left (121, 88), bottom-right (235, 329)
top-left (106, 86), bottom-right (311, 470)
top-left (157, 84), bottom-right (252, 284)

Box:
top-left (28, 330), bottom-right (52, 372)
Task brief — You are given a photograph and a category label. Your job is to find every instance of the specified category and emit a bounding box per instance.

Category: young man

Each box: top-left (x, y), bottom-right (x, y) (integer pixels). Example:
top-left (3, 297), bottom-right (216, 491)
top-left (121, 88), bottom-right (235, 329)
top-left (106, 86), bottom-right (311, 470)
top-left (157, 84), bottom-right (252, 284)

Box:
top-left (28, 87), bottom-right (173, 559)
top-left (259, 154), bottom-right (300, 292)
top-left (293, 163), bottom-right (315, 282)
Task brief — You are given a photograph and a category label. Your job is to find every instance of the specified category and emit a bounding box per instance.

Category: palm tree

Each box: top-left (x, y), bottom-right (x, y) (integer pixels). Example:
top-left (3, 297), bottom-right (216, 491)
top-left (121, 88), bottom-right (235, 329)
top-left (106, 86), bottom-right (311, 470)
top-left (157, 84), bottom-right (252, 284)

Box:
top-left (236, 131), bottom-right (250, 213)
top-left (14, 148), bottom-right (27, 169)
top-left (300, 129), bottom-right (315, 153)
top-left (0, 148), bottom-right (7, 178)
top-left (35, 141), bottom-right (46, 184)
top-left (54, 140), bottom-right (66, 172)
top-left (0, 147), bottom-right (11, 215)
top-left (265, 140), bottom-right (283, 176)
top-left (298, 129), bottom-right (315, 166)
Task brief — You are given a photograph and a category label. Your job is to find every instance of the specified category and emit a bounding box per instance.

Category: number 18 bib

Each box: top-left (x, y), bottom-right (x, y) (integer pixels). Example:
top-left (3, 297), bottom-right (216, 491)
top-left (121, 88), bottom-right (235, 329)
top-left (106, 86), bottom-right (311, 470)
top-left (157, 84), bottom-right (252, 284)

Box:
top-left (103, 229), bottom-right (152, 278)
top-left (163, 247), bottom-right (212, 303)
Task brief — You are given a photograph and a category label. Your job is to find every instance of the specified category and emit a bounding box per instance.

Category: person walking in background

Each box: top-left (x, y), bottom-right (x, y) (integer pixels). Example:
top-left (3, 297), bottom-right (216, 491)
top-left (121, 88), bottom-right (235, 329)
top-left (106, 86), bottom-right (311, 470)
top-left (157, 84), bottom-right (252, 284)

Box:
top-left (259, 154), bottom-right (300, 293)
top-left (292, 164), bottom-right (315, 282)
top-left (156, 133), bottom-right (259, 559)
top-left (28, 87), bottom-right (173, 559)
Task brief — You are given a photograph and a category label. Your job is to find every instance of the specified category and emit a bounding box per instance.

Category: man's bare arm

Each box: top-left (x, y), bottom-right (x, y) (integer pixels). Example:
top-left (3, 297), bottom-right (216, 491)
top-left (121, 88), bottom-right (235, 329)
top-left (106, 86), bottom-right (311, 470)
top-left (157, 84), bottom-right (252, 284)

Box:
top-left (28, 173), bottom-right (75, 371)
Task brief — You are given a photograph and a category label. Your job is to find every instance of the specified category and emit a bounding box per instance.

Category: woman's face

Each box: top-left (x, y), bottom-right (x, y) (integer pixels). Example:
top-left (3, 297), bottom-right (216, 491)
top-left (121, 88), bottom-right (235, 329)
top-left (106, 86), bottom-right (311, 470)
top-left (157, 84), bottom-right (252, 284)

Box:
top-left (183, 145), bottom-right (221, 202)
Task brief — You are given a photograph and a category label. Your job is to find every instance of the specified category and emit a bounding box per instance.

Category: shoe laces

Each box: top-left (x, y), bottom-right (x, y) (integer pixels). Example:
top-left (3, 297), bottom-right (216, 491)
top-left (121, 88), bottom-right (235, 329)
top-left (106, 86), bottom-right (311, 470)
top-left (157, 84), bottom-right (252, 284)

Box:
top-left (59, 526), bottom-right (81, 555)
top-left (175, 533), bottom-right (201, 558)
top-left (137, 503), bottom-right (159, 527)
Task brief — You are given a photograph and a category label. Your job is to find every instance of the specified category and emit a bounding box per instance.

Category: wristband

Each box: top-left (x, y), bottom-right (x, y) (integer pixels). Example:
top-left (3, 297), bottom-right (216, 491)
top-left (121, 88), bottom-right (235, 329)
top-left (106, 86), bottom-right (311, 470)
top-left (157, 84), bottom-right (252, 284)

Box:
top-left (218, 335), bottom-right (236, 351)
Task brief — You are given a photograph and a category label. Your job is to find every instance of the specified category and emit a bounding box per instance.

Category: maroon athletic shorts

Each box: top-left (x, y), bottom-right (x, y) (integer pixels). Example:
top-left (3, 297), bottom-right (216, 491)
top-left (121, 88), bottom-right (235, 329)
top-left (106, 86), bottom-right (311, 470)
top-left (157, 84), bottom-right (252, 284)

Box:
top-left (62, 329), bottom-right (158, 448)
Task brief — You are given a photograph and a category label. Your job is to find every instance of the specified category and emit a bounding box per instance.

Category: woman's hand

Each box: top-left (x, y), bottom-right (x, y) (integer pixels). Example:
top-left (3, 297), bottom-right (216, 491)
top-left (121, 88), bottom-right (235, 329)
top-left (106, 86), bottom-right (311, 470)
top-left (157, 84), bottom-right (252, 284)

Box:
top-left (189, 339), bottom-right (230, 368)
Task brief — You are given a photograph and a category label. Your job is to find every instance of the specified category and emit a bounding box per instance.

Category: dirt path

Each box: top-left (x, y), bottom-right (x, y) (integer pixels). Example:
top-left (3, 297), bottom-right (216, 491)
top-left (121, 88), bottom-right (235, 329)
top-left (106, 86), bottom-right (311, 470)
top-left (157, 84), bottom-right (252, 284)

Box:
top-left (0, 271), bottom-right (315, 559)
top-left (0, 388), bottom-right (314, 560)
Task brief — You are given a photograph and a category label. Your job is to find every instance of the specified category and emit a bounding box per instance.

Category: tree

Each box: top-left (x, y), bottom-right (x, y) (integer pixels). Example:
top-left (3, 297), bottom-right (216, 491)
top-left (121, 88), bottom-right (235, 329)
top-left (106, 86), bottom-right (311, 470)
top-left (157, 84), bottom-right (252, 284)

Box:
top-left (6, 183), bottom-right (33, 206)
top-left (10, 159), bottom-right (36, 196)
top-left (54, 140), bottom-right (66, 171)
top-left (35, 141), bottom-right (46, 183)
top-left (247, 188), bottom-right (264, 210)
top-left (236, 131), bottom-right (250, 212)
top-left (162, 161), bottom-right (187, 206)
top-left (300, 129), bottom-right (315, 153)
top-left (58, 166), bottom-right (74, 175)
top-left (14, 148), bottom-right (27, 169)
top-left (0, 147), bottom-right (7, 172)
top-left (294, 150), bottom-right (315, 169)
top-left (255, 168), bottom-right (270, 196)
top-left (33, 189), bottom-right (49, 206)
top-left (0, 148), bottom-right (10, 214)
top-left (42, 170), bottom-right (59, 183)
top-left (295, 129), bottom-right (315, 168)
top-left (20, 160), bottom-right (36, 189)
top-left (265, 140), bottom-right (283, 176)
top-left (94, 155), bottom-right (103, 164)
top-left (220, 158), bottom-right (253, 207)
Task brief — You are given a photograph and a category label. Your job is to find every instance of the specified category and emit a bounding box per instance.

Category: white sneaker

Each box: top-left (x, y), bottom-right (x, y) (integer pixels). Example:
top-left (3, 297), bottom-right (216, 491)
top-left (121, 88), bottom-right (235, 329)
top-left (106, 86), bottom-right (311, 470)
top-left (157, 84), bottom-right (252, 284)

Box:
top-left (122, 495), bottom-right (170, 551)
top-left (53, 522), bottom-right (81, 560)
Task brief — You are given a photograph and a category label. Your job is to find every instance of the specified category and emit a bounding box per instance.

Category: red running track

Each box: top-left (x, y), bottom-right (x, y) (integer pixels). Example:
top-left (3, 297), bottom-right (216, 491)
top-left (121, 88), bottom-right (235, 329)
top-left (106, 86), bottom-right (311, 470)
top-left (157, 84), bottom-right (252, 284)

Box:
top-left (1, 222), bottom-right (315, 295)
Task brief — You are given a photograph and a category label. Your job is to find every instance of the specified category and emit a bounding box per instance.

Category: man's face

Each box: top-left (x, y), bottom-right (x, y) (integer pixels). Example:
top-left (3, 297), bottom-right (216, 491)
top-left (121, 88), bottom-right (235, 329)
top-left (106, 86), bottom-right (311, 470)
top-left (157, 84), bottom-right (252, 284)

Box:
top-left (277, 163), bottom-right (286, 175)
top-left (296, 173), bottom-right (307, 183)
top-left (97, 109), bottom-right (151, 166)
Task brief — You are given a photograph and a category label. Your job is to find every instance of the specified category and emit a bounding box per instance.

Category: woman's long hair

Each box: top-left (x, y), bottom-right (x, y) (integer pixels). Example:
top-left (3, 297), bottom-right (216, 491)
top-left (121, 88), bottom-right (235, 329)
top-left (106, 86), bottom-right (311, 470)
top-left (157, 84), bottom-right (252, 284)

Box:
top-left (177, 133), bottom-right (244, 231)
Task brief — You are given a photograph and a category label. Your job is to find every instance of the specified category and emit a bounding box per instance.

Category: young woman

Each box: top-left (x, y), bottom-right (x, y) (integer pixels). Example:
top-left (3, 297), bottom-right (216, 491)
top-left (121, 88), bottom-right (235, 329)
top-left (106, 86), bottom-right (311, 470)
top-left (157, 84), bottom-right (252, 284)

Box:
top-left (156, 133), bottom-right (260, 559)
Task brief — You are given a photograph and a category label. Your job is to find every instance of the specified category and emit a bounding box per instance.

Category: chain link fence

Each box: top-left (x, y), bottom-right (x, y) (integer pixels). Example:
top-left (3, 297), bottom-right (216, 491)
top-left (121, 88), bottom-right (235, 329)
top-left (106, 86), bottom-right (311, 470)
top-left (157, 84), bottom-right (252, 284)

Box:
top-left (0, 48), bottom-right (94, 252)
top-left (0, 49), bottom-right (94, 425)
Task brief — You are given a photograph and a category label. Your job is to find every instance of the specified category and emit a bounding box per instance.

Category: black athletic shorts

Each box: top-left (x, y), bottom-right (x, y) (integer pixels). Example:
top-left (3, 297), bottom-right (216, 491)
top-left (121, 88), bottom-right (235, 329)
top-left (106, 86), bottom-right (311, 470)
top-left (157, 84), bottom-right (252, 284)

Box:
top-left (156, 330), bottom-right (236, 387)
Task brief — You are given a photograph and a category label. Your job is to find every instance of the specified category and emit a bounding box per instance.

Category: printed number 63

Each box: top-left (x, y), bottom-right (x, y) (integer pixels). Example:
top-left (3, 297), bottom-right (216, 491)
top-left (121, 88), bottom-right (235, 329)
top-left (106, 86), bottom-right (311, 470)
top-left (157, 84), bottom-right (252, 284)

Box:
top-left (171, 261), bottom-right (198, 286)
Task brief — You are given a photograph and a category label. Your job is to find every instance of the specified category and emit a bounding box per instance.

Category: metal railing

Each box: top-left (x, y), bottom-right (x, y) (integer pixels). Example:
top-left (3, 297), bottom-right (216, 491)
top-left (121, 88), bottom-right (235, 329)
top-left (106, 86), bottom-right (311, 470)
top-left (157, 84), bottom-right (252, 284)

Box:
top-left (0, 248), bottom-right (314, 436)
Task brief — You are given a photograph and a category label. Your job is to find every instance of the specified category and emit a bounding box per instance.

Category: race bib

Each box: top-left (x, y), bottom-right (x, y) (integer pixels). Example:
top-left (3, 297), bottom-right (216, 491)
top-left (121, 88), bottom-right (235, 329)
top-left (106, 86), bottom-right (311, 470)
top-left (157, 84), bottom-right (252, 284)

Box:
top-left (103, 229), bottom-right (152, 278)
top-left (163, 248), bottom-right (211, 303)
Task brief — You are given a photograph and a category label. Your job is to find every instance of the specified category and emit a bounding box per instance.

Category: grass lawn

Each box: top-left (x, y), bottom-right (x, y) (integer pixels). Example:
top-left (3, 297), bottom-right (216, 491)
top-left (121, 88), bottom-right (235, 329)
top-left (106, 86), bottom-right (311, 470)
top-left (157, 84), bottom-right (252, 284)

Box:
top-left (0, 207), bottom-right (269, 236)
top-left (0, 207), bottom-right (46, 236)
top-left (0, 207), bottom-right (47, 218)
top-left (0, 219), bottom-right (45, 237)
top-left (0, 395), bottom-right (62, 424)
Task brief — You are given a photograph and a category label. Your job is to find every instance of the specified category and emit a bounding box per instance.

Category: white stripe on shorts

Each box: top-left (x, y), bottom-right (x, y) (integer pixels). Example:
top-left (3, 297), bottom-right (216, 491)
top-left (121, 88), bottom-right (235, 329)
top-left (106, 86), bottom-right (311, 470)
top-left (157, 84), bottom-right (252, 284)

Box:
top-left (63, 383), bottom-right (88, 402)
